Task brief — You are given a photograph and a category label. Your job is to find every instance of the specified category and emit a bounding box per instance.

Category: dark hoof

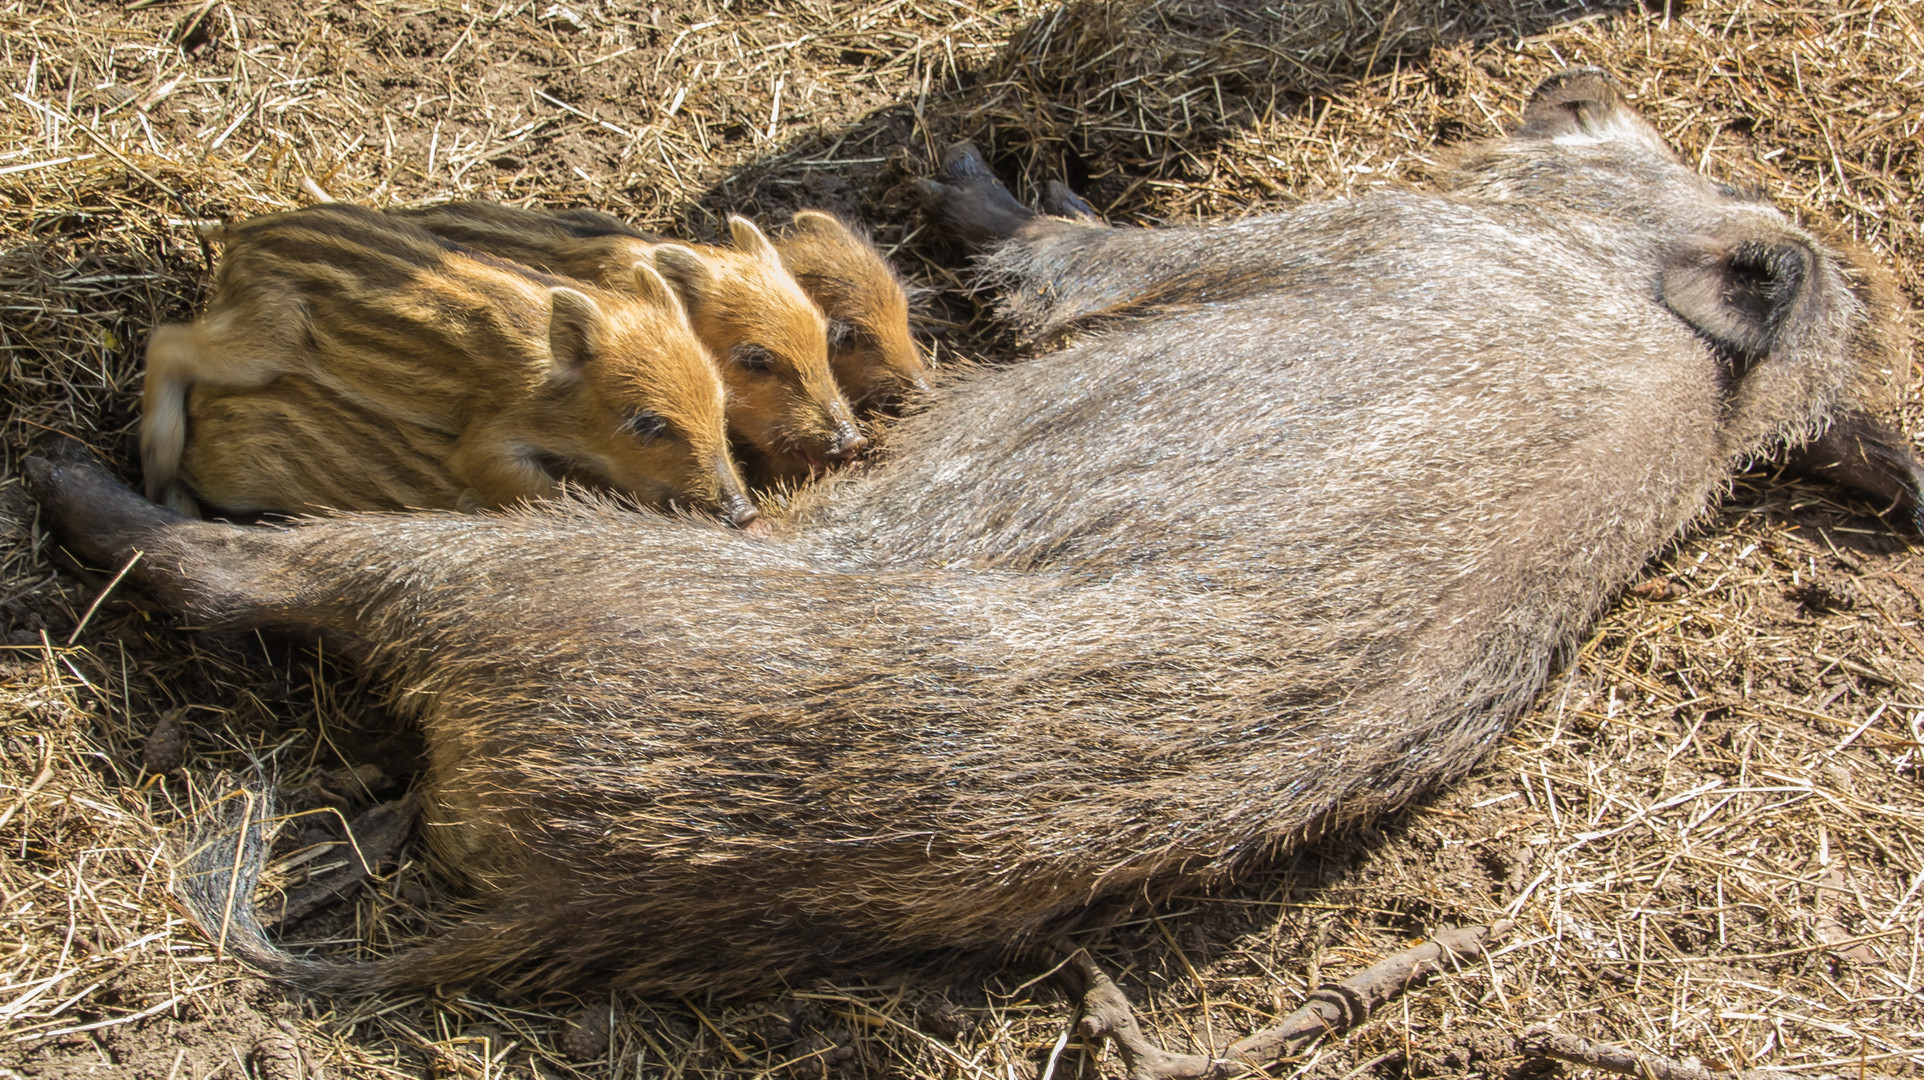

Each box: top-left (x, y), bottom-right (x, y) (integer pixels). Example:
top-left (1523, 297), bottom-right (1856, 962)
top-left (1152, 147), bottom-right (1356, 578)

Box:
top-left (938, 141), bottom-right (1001, 186)
top-left (21, 455), bottom-right (58, 495)
top-left (915, 141), bottom-right (1038, 247)
top-left (24, 446), bottom-right (190, 571)
top-left (22, 449), bottom-right (110, 506)
top-left (35, 431), bottom-right (100, 467)
top-left (1043, 180), bottom-right (1103, 224)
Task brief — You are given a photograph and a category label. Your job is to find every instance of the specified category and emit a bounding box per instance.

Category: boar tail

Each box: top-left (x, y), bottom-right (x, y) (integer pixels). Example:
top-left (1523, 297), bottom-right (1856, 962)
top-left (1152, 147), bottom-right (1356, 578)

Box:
top-left (172, 778), bottom-right (573, 996)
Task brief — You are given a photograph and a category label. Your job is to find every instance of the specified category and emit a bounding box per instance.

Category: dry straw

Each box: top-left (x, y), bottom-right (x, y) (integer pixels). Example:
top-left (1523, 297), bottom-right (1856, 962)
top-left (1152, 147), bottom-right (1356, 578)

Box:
top-left (1, 0), bottom-right (1920, 1076)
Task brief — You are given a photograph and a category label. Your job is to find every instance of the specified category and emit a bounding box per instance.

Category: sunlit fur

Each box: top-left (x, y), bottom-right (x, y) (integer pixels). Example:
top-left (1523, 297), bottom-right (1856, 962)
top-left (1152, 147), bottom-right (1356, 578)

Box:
top-left (774, 211), bottom-right (928, 411)
top-left (140, 204), bottom-right (753, 526)
top-left (393, 203), bottom-right (867, 481)
top-left (181, 377), bottom-right (464, 514)
top-left (38, 71), bottom-right (1905, 998)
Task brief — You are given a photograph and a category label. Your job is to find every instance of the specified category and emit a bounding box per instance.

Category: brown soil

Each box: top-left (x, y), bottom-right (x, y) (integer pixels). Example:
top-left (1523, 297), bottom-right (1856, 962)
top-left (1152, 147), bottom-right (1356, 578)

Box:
top-left (2, 0), bottom-right (1921, 1077)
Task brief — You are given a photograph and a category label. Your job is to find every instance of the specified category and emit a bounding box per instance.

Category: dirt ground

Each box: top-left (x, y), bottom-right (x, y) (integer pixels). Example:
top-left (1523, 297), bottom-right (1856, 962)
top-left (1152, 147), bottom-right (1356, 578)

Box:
top-left (2, 0), bottom-right (1922, 1077)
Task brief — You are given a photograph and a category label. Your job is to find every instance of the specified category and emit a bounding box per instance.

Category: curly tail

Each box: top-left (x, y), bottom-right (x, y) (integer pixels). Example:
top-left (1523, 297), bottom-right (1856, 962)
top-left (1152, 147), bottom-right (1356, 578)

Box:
top-left (171, 778), bottom-right (577, 996)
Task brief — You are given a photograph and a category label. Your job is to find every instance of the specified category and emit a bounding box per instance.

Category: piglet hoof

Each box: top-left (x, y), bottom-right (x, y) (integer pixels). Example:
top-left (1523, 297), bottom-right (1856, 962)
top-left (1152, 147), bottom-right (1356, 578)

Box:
top-left (913, 141), bottom-right (1038, 247)
top-left (1043, 180), bottom-right (1104, 224)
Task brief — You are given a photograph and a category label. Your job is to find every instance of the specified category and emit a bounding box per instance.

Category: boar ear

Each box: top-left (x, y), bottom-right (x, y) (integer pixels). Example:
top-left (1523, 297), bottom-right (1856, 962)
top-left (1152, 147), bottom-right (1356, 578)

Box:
top-left (547, 287), bottom-right (606, 375)
top-left (649, 244), bottom-right (714, 306)
top-left (727, 215), bottom-right (780, 264)
top-left (1662, 225), bottom-right (1829, 369)
top-left (1516, 67), bottom-right (1668, 154)
top-left (629, 262), bottom-right (688, 322)
top-left (791, 210), bottom-right (858, 242)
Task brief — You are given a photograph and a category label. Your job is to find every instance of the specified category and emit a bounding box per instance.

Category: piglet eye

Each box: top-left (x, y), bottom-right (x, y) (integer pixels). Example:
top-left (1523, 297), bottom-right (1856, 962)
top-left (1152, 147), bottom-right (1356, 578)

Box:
top-left (825, 319), bottom-right (855, 348)
top-left (733, 345), bottom-right (775, 373)
top-left (622, 410), bottom-right (671, 441)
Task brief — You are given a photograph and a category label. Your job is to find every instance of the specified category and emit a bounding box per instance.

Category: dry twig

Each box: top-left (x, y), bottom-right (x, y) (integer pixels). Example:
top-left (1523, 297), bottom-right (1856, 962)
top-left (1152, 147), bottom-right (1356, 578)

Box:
top-left (1521, 1025), bottom-right (1817, 1080)
top-left (1072, 923), bottom-right (1515, 1080)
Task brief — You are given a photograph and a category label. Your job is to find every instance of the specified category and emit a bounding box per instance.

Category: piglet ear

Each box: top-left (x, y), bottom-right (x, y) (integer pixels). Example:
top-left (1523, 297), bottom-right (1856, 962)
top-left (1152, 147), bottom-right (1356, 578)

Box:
top-left (649, 243), bottom-right (714, 306)
top-left (1662, 224), bottom-right (1825, 371)
top-left (1516, 67), bottom-right (1669, 154)
top-left (791, 210), bottom-right (858, 242)
top-left (629, 262), bottom-right (688, 323)
top-left (547, 287), bottom-right (605, 376)
top-left (727, 215), bottom-right (780, 264)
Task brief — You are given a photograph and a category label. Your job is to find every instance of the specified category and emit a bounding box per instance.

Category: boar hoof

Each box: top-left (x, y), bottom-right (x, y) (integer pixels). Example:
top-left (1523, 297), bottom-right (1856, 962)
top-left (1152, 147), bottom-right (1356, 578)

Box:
top-left (914, 141), bottom-right (1038, 247)
top-left (24, 444), bottom-right (199, 583)
top-left (1043, 180), bottom-right (1103, 224)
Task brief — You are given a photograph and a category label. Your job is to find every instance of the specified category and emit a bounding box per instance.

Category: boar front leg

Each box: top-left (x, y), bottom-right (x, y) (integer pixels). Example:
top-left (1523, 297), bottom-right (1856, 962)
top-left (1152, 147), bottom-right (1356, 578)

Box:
top-left (918, 141), bottom-right (1130, 244)
top-left (914, 142), bottom-right (1060, 248)
top-left (917, 142), bottom-right (1242, 339)
top-left (1785, 411), bottom-right (1924, 529)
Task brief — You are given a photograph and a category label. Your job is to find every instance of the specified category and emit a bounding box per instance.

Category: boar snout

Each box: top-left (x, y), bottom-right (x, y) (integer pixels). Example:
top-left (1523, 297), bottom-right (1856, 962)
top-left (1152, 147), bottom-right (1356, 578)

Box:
top-left (1787, 412), bottom-right (1924, 530)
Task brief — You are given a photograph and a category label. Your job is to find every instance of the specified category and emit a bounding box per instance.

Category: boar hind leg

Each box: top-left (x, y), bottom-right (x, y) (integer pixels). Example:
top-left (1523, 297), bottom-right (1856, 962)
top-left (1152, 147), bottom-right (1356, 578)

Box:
top-left (27, 445), bottom-right (312, 630)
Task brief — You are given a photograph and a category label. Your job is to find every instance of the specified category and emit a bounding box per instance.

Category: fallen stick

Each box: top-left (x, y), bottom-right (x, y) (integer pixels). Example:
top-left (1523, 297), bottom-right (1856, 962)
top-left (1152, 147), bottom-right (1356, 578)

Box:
top-left (1520, 1025), bottom-right (1812, 1080)
top-left (1071, 921), bottom-right (1514, 1080)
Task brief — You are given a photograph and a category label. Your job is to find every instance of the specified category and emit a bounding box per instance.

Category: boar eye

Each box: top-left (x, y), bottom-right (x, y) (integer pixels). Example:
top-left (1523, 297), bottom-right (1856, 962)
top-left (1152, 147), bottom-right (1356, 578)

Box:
top-left (622, 410), bottom-right (671, 441)
top-left (733, 345), bottom-right (775, 373)
top-left (825, 319), bottom-right (855, 348)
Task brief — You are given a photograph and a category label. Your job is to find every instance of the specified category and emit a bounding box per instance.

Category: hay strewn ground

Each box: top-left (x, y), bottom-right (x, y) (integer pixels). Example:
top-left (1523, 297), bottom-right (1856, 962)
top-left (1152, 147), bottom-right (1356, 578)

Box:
top-left (2, 0), bottom-right (1922, 1077)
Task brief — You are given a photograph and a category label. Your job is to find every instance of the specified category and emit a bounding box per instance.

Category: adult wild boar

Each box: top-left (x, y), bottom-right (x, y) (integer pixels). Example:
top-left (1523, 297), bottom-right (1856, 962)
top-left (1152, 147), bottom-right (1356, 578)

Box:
top-left (28, 71), bottom-right (1919, 1040)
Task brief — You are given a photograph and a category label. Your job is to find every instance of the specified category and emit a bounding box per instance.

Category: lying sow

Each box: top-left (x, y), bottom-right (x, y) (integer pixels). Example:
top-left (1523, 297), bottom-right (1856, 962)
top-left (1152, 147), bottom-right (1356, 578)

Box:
top-left (29, 73), bottom-right (1920, 1056)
